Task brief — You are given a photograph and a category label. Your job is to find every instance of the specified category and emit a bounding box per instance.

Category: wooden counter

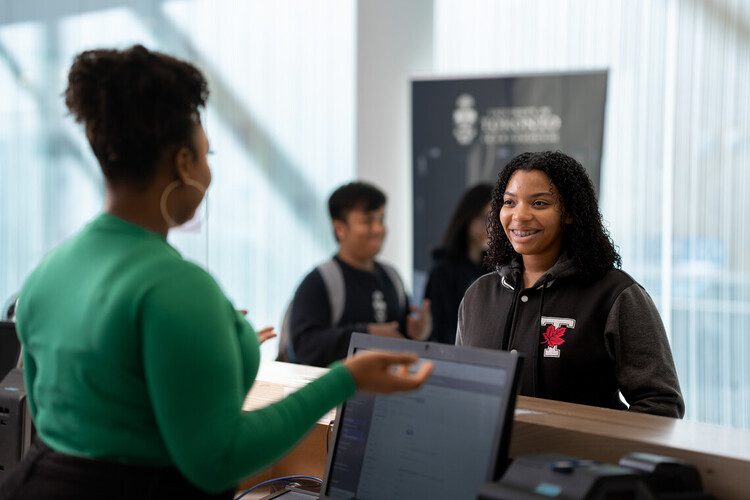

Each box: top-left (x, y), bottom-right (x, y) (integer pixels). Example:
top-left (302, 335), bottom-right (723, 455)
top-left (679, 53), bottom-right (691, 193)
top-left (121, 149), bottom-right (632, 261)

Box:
top-left (241, 361), bottom-right (750, 500)
top-left (510, 396), bottom-right (749, 500)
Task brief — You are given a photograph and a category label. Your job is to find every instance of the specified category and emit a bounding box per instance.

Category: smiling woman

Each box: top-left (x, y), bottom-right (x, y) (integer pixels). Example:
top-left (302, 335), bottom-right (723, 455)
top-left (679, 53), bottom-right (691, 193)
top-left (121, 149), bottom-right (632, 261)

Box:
top-left (456, 151), bottom-right (685, 419)
top-left (500, 169), bottom-right (572, 287)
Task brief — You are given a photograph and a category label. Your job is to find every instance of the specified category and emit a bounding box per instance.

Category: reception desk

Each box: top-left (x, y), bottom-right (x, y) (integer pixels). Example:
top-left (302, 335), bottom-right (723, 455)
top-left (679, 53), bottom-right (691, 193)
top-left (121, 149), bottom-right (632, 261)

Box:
top-left (242, 361), bottom-right (749, 500)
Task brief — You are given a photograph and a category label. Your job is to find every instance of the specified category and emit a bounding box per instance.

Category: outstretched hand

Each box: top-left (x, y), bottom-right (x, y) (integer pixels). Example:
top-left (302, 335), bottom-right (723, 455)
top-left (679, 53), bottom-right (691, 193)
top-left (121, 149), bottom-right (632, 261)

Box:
top-left (255, 326), bottom-right (277, 344)
top-left (343, 350), bottom-right (433, 394)
top-left (367, 321), bottom-right (403, 338)
top-left (237, 310), bottom-right (278, 344)
top-left (406, 299), bottom-right (432, 341)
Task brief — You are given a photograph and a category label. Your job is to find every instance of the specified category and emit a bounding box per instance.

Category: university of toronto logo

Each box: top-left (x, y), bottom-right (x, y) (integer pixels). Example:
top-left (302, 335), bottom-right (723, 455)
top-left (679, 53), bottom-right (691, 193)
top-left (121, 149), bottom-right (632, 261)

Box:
top-left (541, 326), bottom-right (566, 357)
top-left (540, 316), bottom-right (576, 358)
top-left (452, 93), bottom-right (478, 145)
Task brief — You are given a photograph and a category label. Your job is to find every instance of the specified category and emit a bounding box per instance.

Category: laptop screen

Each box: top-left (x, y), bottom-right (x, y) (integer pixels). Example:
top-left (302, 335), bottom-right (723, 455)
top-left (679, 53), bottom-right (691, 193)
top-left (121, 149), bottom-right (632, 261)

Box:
top-left (320, 333), bottom-right (522, 500)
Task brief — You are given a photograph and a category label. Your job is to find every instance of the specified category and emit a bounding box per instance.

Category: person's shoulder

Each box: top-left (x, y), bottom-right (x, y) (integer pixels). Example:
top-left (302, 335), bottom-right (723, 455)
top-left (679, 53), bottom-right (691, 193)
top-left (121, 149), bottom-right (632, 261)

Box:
top-left (425, 259), bottom-right (455, 288)
top-left (372, 259), bottom-right (406, 291)
top-left (604, 269), bottom-right (658, 301)
top-left (575, 268), bottom-right (644, 307)
top-left (299, 257), bottom-right (337, 276)
top-left (595, 268), bottom-right (638, 288)
top-left (464, 270), bottom-right (500, 296)
top-left (294, 260), bottom-right (329, 293)
top-left (150, 257), bottom-right (223, 296)
top-left (428, 255), bottom-right (458, 274)
top-left (133, 240), bottom-right (201, 277)
top-left (373, 258), bottom-right (400, 274)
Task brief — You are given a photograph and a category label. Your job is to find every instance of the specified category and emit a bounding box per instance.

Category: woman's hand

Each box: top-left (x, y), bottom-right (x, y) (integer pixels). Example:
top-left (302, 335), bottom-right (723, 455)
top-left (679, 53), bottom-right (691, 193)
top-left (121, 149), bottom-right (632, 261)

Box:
top-left (256, 327), bottom-right (277, 344)
top-left (343, 350), bottom-right (433, 394)
top-left (237, 309), bottom-right (276, 345)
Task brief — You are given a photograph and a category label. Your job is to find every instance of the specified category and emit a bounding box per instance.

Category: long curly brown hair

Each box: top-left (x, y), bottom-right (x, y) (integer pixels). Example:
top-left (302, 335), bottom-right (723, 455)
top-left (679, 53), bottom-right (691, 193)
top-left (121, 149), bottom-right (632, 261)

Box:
top-left (484, 151), bottom-right (620, 280)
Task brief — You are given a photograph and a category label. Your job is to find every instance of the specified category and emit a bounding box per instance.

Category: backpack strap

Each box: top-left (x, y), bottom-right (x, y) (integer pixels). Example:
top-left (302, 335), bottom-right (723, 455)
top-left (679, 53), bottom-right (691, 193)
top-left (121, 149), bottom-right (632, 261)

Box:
top-left (379, 262), bottom-right (407, 314)
top-left (277, 258), bottom-right (345, 364)
top-left (317, 259), bottom-right (346, 326)
top-left (279, 259), bottom-right (406, 364)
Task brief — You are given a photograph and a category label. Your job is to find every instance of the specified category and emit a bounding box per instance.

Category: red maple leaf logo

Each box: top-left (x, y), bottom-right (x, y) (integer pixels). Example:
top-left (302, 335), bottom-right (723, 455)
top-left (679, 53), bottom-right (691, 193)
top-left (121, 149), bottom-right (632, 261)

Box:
top-left (541, 325), bottom-right (566, 348)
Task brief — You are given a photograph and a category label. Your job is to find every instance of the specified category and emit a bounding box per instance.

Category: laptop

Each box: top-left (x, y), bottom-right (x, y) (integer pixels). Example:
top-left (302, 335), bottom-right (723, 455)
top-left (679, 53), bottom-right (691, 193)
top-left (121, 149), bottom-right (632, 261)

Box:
top-left (267, 332), bottom-right (523, 500)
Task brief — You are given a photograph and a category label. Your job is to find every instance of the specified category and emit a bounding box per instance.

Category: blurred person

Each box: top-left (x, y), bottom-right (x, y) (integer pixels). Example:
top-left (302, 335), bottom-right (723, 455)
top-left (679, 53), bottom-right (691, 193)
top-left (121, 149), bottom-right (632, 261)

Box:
top-left (0, 45), bottom-right (432, 500)
top-left (457, 151), bottom-right (684, 418)
top-left (424, 183), bottom-right (492, 344)
top-left (282, 182), bottom-right (431, 367)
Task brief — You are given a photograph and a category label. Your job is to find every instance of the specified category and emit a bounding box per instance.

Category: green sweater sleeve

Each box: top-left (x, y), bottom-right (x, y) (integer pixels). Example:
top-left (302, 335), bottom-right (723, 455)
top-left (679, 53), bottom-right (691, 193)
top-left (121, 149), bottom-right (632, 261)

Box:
top-left (21, 349), bottom-right (38, 419)
top-left (141, 265), bottom-right (355, 493)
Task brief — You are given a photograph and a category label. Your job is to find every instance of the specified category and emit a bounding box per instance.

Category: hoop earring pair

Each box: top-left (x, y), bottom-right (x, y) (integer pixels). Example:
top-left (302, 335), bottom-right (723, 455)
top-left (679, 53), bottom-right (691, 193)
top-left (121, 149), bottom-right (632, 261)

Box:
top-left (160, 178), bottom-right (207, 228)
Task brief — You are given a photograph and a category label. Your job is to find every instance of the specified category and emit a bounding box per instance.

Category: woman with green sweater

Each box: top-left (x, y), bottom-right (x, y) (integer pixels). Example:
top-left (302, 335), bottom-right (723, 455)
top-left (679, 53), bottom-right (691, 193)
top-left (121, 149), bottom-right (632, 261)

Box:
top-left (0, 45), bottom-right (431, 500)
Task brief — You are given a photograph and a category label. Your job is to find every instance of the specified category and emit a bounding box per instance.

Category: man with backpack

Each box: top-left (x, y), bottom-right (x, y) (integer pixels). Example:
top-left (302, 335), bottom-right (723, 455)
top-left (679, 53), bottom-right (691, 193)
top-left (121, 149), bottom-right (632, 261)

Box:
top-left (279, 182), bottom-right (431, 367)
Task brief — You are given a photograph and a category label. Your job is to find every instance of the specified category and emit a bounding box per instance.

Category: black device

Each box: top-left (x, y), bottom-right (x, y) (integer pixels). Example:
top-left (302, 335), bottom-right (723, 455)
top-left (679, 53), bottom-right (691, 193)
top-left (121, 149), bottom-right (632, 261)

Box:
top-left (261, 333), bottom-right (523, 500)
top-left (0, 367), bottom-right (33, 485)
top-left (478, 452), bottom-right (714, 500)
top-left (0, 321), bottom-right (21, 382)
top-left (619, 453), bottom-right (714, 500)
top-left (478, 453), bottom-right (655, 500)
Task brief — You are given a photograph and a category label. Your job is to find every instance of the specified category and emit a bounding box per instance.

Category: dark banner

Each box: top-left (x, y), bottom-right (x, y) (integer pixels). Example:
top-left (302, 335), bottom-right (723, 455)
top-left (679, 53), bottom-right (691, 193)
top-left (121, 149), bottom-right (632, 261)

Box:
top-left (412, 70), bottom-right (608, 299)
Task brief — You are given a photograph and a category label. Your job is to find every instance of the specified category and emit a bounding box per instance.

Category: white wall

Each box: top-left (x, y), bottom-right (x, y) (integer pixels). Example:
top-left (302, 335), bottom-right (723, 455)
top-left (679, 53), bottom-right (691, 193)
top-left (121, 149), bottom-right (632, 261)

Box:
top-left (355, 0), bottom-right (433, 292)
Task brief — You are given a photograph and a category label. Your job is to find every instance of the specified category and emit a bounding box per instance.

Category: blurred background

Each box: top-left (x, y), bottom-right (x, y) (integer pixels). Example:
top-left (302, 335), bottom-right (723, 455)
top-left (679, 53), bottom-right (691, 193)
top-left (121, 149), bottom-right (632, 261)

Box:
top-left (1, 0), bottom-right (748, 430)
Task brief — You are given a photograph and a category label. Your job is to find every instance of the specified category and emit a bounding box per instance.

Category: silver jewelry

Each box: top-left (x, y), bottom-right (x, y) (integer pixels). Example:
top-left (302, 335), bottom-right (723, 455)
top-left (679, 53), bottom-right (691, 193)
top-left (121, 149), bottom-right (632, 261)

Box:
top-left (160, 178), bottom-right (206, 227)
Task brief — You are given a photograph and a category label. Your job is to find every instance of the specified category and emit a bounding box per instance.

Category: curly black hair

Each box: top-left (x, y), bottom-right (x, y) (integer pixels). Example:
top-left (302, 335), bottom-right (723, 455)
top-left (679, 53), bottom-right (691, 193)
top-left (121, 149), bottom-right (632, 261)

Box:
top-left (484, 151), bottom-right (621, 279)
top-left (65, 45), bottom-right (209, 188)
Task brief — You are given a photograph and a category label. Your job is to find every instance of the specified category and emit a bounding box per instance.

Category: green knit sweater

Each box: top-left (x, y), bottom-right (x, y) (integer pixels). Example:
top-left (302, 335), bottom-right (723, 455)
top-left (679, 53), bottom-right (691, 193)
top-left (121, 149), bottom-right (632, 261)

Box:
top-left (16, 213), bottom-right (355, 493)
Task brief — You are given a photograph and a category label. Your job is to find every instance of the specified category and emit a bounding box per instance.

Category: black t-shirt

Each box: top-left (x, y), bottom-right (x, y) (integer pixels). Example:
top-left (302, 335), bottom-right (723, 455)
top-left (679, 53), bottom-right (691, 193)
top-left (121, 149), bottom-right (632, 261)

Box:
top-left (290, 256), bottom-right (408, 367)
top-left (425, 254), bottom-right (487, 345)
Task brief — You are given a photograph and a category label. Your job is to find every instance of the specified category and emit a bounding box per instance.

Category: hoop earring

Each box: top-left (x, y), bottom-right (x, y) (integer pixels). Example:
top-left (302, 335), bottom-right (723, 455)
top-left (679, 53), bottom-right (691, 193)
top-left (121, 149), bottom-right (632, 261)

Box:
top-left (160, 179), bottom-right (207, 228)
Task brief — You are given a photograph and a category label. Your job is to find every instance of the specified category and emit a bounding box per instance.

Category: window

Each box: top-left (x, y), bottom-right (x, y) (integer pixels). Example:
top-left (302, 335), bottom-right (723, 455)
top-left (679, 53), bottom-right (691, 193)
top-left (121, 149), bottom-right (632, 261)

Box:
top-left (435, 0), bottom-right (750, 428)
top-left (0, 0), bottom-right (356, 361)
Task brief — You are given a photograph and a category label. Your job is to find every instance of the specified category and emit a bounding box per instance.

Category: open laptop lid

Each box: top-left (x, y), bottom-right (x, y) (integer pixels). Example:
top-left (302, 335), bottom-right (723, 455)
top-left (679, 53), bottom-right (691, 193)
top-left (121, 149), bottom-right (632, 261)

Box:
top-left (318, 333), bottom-right (523, 500)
